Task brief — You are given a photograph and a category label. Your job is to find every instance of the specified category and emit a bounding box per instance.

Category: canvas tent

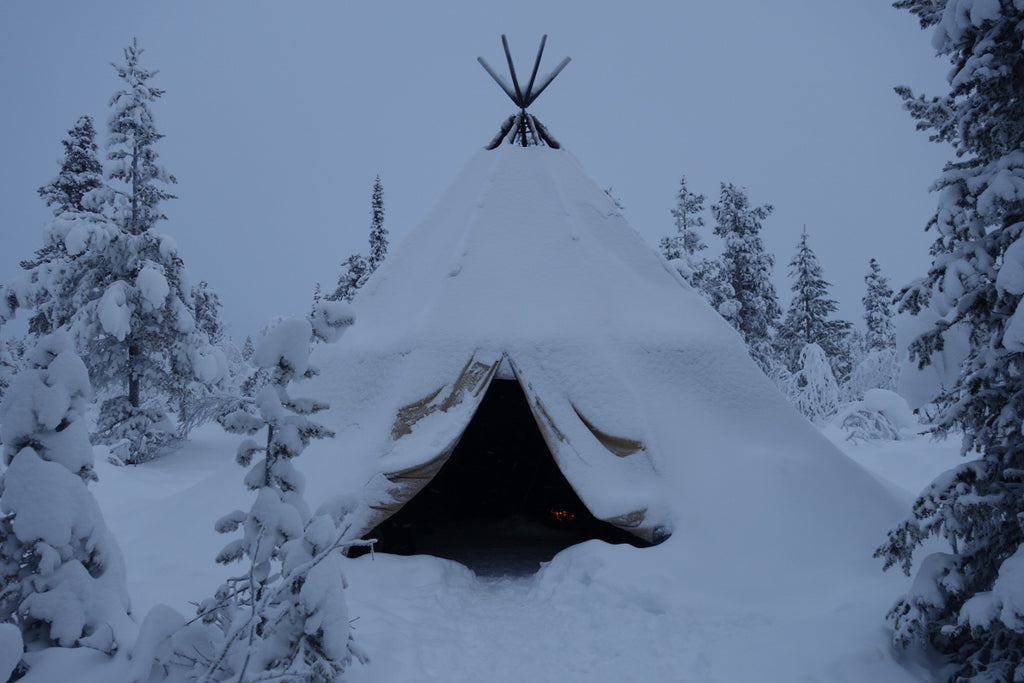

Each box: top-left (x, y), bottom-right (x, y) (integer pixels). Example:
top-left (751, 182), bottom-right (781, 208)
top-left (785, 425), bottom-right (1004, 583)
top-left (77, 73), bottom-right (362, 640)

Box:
top-left (302, 141), bottom-right (902, 570)
top-left (301, 38), bottom-right (901, 574)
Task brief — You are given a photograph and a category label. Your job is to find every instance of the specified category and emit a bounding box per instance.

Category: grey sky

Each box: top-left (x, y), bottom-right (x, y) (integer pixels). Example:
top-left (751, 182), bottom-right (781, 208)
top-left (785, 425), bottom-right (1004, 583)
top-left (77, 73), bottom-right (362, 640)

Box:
top-left (1, 1), bottom-right (951, 340)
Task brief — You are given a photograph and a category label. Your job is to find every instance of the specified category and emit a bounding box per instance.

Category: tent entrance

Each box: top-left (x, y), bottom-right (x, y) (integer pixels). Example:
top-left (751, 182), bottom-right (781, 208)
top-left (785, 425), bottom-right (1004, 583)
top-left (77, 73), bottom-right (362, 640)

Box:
top-left (365, 378), bottom-right (649, 575)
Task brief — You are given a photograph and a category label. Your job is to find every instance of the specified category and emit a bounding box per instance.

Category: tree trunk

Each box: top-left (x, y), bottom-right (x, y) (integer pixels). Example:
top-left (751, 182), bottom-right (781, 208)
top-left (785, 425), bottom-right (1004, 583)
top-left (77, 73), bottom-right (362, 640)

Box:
top-left (128, 338), bottom-right (140, 408)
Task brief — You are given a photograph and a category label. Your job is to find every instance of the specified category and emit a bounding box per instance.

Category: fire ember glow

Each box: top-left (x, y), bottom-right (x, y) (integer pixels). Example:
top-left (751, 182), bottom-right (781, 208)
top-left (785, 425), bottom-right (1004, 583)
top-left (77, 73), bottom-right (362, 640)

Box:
top-left (548, 508), bottom-right (576, 523)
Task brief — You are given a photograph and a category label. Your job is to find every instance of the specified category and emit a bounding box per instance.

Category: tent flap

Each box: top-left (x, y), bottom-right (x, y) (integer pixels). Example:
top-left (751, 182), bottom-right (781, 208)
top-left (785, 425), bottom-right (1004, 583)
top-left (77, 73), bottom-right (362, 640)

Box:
top-left (571, 403), bottom-right (644, 457)
top-left (391, 354), bottom-right (499, 439)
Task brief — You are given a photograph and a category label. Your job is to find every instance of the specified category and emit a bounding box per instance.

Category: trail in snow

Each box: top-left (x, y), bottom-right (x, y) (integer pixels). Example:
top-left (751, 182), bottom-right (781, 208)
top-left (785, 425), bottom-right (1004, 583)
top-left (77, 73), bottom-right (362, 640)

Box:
top-left (341, 546), bottom-right (927, 683)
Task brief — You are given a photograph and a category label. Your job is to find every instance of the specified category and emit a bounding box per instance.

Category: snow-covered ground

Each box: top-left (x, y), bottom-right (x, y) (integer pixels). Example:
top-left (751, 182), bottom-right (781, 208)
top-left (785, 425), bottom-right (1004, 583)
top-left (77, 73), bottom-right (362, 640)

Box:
top-left (15, 421), bottom-right (963, 682)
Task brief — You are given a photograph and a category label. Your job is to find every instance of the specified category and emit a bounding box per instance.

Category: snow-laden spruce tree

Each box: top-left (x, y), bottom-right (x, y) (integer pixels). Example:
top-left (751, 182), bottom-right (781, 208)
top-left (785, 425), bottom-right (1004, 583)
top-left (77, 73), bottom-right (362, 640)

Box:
top-left (29, 115), bottom-right (105, 337)
top-left (876, 2), bottom-right (1024, 679)
top-left (0, 333), bottom-right (131, 661)
top-left (366, 175), bottom-right (388, 273)
top-left (845, 259), bottom-right (899, 399)
top-left (864, 258), bottom-right (896, 352)
top-left (174, 280), bottom-right (237, 438)
top-left (4, 41), bottom-right (226, 462)
top-left (786, 342), bottom-right (840, 425)
top-left (69, 39), bottom-right (226, 461)
top-left (20, 115), bottom-right (112, 340)
top-left (324, 254), bottom-right (368, 304)
top-left (710, 182), bottom-right (781, 373)
top-left (104, 38), bottom-right (177, 235)
top-left (36, 115), bottom-right (105, 217)
top-left (660, 175), bottom-right (714, 292)
top-left (326, 176), bottom-right (388, 302)
top-left (776, 229), bottom-right (852, 378)
top-left (184, 303), bottom-right (366, 682)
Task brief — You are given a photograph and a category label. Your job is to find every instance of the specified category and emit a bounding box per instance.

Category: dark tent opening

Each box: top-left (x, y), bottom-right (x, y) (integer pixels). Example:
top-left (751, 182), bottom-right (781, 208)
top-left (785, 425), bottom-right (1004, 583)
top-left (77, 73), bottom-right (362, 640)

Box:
top-left (363, 379), bottom-right (650, 575)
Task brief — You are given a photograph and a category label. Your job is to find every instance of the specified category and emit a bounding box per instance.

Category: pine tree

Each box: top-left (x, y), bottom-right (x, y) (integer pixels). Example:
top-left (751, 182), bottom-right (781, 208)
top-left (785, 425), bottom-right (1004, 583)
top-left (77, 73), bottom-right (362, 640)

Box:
top-left (661, 175), bottom-right (707, 260)
top-left (325, 253), bottom-right (368, 303)
top-left (776, 229), bottom-right (852, 376)
top-left (22, 116), bottom-right (107, 337)
top-left (326, 176), bottom-right (388, 303)
top-left (39, 39), bottom-right (224, 462)
top-left (192, 281), bottom-right (226, 345)
top-left (79, 40), bottom-right (216, 461)
top-left (367, 175), bottom-right (388, 272)
top-left (0, 333), bottom-right (131, 659)
top-left (863, 258), bottom-right (896, 352)
top-left (876, 3), bottom-right (1024, 679)
top-left (104, 38), bottom-right (177, 236)
top-left (843, 258), bottom-right (898, 400)
top-left (710, 182), bottom-right (781, 372)
top-left (241, 336), bottom-right (255, 362)
top-left (175, 281), bottom-right (235, 438)
top-left (189, 307), bottom-right (365, 682)
top-left (36, 115), bottom-right (104, 217)
top-left (660, 176), bottom-right (714, 292)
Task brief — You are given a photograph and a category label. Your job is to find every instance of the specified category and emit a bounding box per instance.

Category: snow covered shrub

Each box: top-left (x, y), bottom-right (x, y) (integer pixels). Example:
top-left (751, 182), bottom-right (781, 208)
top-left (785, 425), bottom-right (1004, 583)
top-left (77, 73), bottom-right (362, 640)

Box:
top-left (178, 311), bottom-right (366, 682)
top-left (95, 396), bottom-right (178, 464)
top-left (767, 361), bottom-right (794, 397)
top-left (833, 389), bottom-right (917, 443)
top-left (787, 343), bottom-right (839, 425)
top-left (0, 333), bottom-right (131, 659)
top-left (842, 347), bottom-right (899, 402)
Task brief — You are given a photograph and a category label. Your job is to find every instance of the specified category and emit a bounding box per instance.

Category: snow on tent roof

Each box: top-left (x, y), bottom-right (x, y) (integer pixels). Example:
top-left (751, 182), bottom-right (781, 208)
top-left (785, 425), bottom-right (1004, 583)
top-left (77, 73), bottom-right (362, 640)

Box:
top-left (303, 140), bottom-right (903, 582)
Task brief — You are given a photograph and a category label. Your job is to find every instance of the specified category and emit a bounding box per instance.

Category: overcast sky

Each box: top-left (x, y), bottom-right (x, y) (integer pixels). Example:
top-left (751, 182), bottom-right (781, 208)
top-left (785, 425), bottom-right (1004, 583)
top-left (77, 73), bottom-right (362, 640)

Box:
top-left (0, 1), bottom-right (952, 340)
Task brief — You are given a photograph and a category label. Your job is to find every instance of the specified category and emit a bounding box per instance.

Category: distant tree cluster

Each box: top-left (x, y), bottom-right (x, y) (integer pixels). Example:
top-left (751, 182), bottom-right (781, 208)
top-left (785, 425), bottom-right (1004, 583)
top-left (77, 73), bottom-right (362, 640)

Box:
top-left (659, 177), bottom-right (899, 425)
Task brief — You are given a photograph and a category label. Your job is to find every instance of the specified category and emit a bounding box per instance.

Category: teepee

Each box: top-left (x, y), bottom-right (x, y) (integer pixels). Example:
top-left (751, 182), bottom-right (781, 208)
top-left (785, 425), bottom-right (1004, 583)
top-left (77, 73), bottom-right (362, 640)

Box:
top-left (303, 37), bottom-right (900, 576)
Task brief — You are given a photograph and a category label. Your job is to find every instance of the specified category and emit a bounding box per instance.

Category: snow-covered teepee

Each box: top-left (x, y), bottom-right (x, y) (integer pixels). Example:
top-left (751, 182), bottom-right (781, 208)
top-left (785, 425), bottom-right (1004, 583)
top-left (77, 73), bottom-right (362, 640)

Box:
top-left (303, 37), bottom-right (900, 581)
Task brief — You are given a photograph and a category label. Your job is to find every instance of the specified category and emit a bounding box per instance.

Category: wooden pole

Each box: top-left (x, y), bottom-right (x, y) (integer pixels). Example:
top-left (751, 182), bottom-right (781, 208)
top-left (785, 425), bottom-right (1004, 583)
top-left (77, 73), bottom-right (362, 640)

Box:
top-left (524, 34), bottom-right (547, 103)
top-left (501, 35), bottom-right (525, 105)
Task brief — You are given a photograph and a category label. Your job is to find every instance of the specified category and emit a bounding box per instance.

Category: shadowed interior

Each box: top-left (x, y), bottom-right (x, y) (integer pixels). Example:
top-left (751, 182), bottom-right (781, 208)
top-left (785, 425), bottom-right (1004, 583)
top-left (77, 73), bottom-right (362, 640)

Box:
top-left (363, 379), bottom-right (650, 574)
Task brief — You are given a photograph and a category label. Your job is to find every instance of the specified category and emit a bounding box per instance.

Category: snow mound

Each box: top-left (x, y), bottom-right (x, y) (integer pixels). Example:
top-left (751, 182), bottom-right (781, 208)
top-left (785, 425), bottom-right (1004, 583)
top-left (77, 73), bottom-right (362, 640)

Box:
top-left (834, 389), bottom-right (919, 443)
top-left (98, 281), bottom-right (131, 341)
top-left (136, 262), bottom-right (169, 310)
